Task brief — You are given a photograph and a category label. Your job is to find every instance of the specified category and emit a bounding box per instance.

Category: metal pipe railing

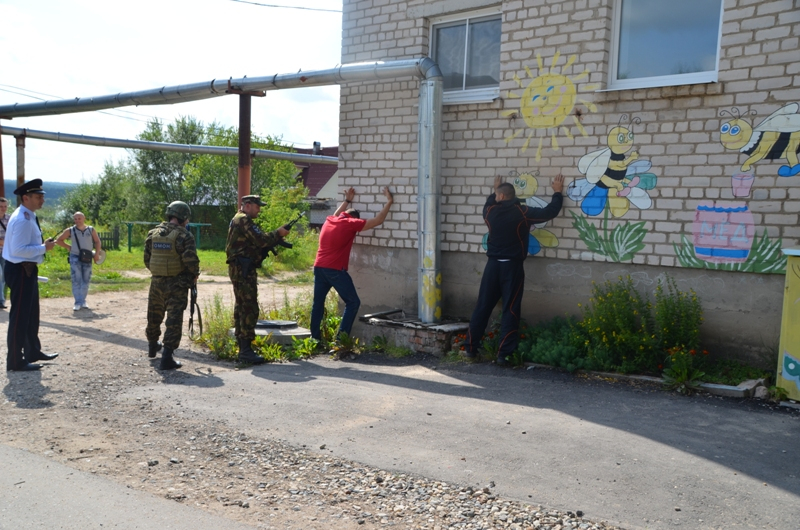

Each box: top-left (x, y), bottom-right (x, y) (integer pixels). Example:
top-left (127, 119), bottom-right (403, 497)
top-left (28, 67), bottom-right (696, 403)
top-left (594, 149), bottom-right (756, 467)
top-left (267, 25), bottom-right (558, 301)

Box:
top-left (0, 59), bottom-right (441, 119)
top-left (0, 125), bottom-right (339, 165)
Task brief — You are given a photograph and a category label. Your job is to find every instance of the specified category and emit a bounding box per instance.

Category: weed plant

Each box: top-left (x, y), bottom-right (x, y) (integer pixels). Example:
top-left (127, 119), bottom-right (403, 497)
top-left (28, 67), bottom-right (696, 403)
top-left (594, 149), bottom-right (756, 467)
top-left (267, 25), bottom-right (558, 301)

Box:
top-left (653, 276), bottom-right (702, 352)
top-left (662, 346), bottom-right (707, 395)
top-left (197, 294), bottom-right (237, 360)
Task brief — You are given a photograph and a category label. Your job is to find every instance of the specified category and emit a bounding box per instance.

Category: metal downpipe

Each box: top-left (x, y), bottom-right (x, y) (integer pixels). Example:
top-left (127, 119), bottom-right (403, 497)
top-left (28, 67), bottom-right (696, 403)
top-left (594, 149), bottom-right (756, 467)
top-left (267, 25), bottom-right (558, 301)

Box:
top-left (417, 75), bottom-right (443, 323)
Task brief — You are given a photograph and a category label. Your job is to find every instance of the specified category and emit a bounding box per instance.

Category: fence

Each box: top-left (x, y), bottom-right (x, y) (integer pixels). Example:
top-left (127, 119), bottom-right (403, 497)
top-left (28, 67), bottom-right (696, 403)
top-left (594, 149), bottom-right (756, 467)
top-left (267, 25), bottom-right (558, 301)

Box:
top-left (97, 226), bottom-right (120, 251)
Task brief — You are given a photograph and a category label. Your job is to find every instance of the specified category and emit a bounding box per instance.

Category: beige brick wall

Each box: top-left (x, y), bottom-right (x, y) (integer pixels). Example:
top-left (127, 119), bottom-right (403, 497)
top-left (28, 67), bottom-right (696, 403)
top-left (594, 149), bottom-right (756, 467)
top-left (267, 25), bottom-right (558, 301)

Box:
top-left (340, 0), bottom-right (800, 268)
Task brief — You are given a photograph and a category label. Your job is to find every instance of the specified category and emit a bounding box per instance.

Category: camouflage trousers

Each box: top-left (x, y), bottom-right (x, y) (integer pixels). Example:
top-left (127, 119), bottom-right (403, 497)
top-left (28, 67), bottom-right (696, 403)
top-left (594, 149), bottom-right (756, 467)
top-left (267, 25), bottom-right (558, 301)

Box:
top-left (146, 276), bottom-right (189, 350)
top-left (228, 262), bottom-right (259, 342)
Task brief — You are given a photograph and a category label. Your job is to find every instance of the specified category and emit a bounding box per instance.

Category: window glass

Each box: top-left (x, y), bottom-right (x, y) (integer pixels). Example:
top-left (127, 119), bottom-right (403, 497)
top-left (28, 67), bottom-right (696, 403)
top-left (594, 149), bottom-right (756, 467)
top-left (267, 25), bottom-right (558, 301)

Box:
top-left (613, 0), bottom-right (723, 87)
top-left (435, 23), bottom-right (467, 90)
top-left (432, 11), bottom-right (501, 99)
top-left (466, 17), bottom-right (501, 89)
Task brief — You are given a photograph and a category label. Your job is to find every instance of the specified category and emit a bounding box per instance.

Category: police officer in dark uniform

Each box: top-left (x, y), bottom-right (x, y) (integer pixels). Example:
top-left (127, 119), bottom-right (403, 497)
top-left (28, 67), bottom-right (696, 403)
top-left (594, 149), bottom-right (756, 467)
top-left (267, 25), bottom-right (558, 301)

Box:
top-left (3, 179), bottom-right (59, 371)
top-left (225, 195), bottom-right (289, 364)
top-left (144, 201), bottom-right (200, 370)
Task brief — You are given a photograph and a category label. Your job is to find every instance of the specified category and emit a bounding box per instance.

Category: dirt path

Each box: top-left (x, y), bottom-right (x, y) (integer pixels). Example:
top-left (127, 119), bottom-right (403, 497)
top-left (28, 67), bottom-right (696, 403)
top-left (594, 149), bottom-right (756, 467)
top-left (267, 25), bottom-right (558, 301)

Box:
top-left (0, 276), bottom-right (364, 529)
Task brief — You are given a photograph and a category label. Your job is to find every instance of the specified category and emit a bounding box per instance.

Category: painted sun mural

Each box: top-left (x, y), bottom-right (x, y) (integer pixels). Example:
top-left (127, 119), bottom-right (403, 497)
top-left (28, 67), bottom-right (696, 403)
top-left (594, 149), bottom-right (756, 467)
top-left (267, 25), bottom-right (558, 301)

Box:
top-left (503, 51), bottom-right (599, 161)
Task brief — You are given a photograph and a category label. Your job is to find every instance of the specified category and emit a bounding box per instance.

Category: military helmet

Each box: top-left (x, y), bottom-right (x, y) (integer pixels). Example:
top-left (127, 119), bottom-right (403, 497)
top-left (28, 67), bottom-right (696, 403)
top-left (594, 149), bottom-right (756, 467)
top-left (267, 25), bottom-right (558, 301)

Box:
top-left (165, 201), bottom-right (191, 222)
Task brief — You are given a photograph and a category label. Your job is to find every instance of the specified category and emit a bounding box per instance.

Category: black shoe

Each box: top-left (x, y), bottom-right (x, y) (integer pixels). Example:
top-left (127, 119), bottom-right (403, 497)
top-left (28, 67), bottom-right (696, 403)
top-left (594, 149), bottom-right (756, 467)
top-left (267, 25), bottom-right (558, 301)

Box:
top-left (237, 339), bottom-right (266, 365)
top-left (8, 363), bottom-right (42, 372)
top-left (495, 356), bottom-right (509, 366)
top-left (0, 303), bottom-right (6, 309)
top-left (158, 348), bottom-right (182, 370)
top-left (30, 352), bottom-right (59, 362)
top-left (148, 341), bottom-right (163, 359)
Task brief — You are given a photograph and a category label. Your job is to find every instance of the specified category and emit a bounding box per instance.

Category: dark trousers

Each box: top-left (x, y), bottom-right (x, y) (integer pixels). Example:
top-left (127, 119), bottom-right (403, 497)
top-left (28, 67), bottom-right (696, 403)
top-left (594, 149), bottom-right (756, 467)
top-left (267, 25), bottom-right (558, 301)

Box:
top-left (5, 261), bottom-right (42, 370)
top-left (466, 259), bottom-right (525, 359)
top-left (310, 267), bottom-right (360, 341)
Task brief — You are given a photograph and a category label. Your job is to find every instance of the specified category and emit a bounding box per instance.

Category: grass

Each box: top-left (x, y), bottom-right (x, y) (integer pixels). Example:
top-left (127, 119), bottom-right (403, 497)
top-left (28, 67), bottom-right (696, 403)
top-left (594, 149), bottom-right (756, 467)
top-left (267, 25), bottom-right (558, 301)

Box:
top-left (34, 247), bottom-right (311, 299)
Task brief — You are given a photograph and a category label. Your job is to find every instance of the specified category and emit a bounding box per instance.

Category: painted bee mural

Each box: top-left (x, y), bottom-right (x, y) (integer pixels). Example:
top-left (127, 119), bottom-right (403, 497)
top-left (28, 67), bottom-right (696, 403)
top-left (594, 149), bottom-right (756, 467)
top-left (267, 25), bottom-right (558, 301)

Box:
top-left (720, 103), bottom-right (800, 177)
top-left (567, 115), bottom-right (657, 217)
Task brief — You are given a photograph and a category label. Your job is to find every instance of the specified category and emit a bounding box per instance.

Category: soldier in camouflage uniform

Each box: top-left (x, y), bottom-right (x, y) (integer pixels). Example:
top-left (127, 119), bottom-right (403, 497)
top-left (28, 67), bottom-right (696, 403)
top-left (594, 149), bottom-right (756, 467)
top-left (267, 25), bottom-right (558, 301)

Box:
top-left (144, 201), bottom-right (200, 370)
top-left (225, 195), bottom-right (289, 364)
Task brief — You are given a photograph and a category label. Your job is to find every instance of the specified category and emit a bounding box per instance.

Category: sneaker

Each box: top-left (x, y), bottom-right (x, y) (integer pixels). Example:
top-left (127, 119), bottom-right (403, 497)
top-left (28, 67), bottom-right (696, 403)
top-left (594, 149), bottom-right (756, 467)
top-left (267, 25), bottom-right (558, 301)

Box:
top-left (73, 303), bottom-right (81, 311)
top-left (81, 303), bottom-right (89, 309)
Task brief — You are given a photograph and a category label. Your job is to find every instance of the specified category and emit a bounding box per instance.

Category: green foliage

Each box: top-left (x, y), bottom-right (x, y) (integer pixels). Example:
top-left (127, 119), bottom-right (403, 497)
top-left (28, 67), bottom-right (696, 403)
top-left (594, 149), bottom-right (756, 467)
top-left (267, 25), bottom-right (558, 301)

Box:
top-left (653, 276), bottom-right (703, 352)
top-left (329, 332), bottom-right (362, 358)
top-left (516, 317), bottom-right (591, 373)
top-left (37, 248), bottom-right (147, 299)
top-left (196, 294), bottom-right (237, 360)
top-left (662, 346), bottom-right (706, 395)
top-left (768, 385), bottom-right (789, 403)
top-left (570, 209), bottom-right (647, 262)
top-left (371, 335), bottom-right (388, 352)
top-left (702, 359), bottom-right (771, 386)
top-left (370, 335), bottom-right (413, 358)
top-left (673, 232), bottom-right (787, 274)
top-left (256, 185), bottom-right (318, 273)
top-left (290, 336), bottom-right (320, 358)
top-left (253, 336), bottom-right (288, 362)
top-left (578, 276), bottom-right (658, 374)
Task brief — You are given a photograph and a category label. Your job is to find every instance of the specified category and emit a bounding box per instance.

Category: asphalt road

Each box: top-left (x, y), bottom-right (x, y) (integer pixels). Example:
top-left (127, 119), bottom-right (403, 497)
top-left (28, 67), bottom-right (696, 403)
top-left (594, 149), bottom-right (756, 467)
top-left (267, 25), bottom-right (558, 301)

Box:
top-left (125, 354), bottom-right (800, 530)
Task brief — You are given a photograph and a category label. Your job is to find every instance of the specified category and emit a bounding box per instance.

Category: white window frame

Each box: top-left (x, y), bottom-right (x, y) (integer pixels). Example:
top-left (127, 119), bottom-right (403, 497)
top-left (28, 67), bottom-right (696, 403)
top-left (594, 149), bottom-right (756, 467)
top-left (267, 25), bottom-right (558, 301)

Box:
top-left (430, 6), bottom-right (502, 105)
top-left (607, 0), bottom-right (725, 91)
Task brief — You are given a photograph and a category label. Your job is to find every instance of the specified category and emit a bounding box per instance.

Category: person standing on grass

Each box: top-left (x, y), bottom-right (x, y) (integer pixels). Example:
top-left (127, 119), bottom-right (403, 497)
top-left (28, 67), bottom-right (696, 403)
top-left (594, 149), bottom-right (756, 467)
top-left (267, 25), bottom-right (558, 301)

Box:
top-left (225, 195), bottom-right (290, 365)
top-left (309, 186), bottom-right (393, 343)
top-left (0, 197), bottom-right (11, 310)
top-left (464, 173), bottom-right (564, 365)
top-left (144, 201), bottom-right (199, 370)
top-left (3, 179), bottom-right (59, 371)
top-left (55, 211), bottom-right (103, 311)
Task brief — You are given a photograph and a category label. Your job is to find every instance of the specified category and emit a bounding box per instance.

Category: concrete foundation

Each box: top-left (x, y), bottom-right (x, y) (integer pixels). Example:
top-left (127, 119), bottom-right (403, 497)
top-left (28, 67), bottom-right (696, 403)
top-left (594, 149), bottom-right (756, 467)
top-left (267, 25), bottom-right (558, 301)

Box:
top-left (349, 244), bottom-right (784, 368)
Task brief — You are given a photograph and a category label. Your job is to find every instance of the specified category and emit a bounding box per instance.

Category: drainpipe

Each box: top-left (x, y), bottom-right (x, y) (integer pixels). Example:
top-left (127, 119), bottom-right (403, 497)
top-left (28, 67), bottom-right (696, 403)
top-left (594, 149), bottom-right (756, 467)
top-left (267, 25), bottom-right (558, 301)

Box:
top-left (417, 70), bottom-right (443, 323)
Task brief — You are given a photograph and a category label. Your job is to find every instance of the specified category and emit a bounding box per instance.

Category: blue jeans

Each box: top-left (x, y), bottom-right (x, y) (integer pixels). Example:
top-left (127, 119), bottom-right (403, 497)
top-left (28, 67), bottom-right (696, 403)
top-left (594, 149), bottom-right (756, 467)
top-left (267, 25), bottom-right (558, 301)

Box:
top-left (69, 254), bottom-right (93, 305)
top-left (310, 267), bottom-right (360, 341)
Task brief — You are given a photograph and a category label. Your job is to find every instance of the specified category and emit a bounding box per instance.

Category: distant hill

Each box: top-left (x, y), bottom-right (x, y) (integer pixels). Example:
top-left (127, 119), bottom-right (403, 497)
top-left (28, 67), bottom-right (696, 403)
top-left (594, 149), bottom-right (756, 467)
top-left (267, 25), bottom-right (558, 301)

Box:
top-left (2, 180), bottom-right (76, 203)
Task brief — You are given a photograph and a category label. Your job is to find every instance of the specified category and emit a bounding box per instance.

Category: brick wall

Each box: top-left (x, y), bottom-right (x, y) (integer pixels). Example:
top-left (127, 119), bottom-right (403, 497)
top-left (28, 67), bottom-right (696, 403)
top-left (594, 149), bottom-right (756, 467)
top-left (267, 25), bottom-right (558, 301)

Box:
top-left (340, 0), bottom-right (800, 270)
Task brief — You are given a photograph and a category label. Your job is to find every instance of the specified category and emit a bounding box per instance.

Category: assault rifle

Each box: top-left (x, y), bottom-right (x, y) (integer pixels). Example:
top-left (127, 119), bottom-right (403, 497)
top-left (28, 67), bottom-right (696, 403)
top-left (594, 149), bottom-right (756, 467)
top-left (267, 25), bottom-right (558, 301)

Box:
top-left (188, 284), bottom-right (203, 339)
top-left (261, 211), bottom-right (305, 260)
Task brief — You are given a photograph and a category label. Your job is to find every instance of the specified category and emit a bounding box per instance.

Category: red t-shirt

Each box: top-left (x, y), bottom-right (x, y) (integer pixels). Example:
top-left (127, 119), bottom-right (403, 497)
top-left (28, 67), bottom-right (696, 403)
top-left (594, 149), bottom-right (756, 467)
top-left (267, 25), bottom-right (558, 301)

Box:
top-left (314, 213), bottom-right (367, 270)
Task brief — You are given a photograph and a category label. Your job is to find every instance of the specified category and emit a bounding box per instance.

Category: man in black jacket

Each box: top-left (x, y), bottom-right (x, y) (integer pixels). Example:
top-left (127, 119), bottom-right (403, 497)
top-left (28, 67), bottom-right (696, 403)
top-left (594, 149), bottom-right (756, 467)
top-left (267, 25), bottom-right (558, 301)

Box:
top-left (465, 173), bottom-right (565, 364)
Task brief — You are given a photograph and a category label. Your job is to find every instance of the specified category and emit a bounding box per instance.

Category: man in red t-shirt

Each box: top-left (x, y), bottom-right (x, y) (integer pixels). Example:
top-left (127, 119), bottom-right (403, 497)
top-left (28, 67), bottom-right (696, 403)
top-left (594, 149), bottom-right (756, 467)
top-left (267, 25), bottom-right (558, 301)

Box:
top-left (311, 186), bottom-right (394, 341)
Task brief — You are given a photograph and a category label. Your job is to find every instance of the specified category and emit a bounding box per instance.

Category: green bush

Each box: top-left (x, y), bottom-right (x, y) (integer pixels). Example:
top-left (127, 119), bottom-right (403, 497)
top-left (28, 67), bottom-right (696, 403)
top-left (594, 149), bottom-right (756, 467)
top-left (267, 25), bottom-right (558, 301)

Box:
top-left (653, 275), bottom-right (703, 352)
top-left (516, 317), bottom-right (590, 373)
top-left (577, 276), bottom-right (658, 374)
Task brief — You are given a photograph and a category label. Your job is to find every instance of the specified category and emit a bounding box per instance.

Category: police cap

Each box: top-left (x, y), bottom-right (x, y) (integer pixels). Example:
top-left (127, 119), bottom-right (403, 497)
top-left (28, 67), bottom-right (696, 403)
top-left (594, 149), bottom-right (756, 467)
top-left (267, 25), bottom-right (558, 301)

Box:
top-left (14, 179), bottom-right (46, 195)
top-left (241, 195), bottom-right (267, 206)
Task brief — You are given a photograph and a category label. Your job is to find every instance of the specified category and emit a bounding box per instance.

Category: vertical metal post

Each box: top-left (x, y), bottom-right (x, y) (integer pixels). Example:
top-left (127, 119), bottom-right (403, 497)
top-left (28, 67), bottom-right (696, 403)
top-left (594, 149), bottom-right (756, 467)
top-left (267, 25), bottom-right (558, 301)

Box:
top-left (238, 94), bottom-right (252, 204)
top-left (0, 123), bottom-right (5, 198)
top-left (417, 76), bottom-right (443, 323)
top-left (15, 135), bottom-right (25, 206)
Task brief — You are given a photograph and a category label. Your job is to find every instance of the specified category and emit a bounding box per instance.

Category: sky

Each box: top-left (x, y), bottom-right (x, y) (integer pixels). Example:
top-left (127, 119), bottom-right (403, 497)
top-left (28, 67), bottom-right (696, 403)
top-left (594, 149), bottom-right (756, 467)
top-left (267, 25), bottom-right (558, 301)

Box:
top-left (0, 0), bottom-right (343, 186)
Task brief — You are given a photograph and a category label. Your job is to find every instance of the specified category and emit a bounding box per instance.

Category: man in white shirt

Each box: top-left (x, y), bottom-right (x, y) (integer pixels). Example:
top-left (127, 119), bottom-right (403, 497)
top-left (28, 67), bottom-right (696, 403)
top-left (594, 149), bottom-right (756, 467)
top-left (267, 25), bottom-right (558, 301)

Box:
top-left (3, 179), bottom-right (59, 371)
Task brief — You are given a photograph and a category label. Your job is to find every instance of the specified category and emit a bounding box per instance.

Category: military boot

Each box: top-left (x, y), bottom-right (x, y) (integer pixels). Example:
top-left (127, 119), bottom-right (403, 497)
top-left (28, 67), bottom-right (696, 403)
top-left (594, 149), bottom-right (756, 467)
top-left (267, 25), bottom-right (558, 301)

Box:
top-left (237, 338), bottom-right (265, 365)
top-left (148, 341), bottom-right (163, 359)
top-left (159, 347), bottom-right (182, 370)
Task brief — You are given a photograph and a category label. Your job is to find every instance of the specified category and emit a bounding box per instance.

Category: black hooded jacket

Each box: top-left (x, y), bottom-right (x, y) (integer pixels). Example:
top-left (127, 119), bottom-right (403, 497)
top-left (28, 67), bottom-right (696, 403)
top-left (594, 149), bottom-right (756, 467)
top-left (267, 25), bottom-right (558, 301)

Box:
top-left (483, 192), bottom-right (563, 261)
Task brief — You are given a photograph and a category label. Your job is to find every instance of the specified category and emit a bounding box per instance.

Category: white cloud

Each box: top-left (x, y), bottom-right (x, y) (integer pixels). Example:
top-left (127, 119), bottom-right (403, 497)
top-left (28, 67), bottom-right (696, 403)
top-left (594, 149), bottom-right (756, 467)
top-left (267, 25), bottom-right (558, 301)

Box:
top-left (0, 0), bottom-right (343, 186)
